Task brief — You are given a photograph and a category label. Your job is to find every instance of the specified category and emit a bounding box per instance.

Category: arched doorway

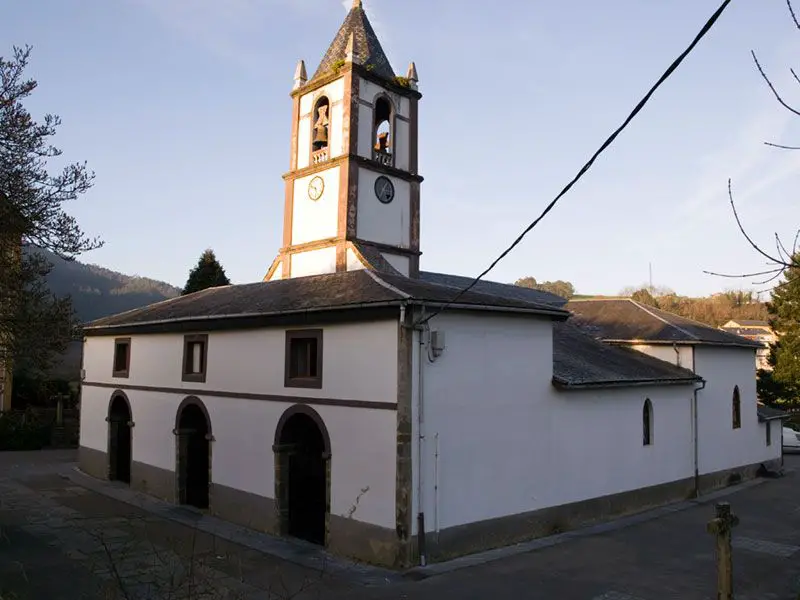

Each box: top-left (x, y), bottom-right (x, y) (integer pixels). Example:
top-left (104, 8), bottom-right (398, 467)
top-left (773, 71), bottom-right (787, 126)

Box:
top-left (175, 399), bottom-right (211, 509)
top-left (274, 406), bottom-right (331, 546)
top-left (108, 393), bottom-right (132, 484)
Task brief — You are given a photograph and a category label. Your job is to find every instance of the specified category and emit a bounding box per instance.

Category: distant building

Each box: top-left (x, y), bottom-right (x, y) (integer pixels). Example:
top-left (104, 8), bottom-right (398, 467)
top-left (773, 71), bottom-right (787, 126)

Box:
top-left (720, 320), bottom-right (777, 371)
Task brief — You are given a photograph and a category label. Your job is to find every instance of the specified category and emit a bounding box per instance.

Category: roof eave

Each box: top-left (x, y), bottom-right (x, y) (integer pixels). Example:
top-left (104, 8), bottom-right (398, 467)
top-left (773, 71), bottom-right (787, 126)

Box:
top-left (552, 376), bottom-right (702, 391)
top-left (84, 298), bottom-right (570, 335)
top-left (603, 338), bottom-right (762, 350)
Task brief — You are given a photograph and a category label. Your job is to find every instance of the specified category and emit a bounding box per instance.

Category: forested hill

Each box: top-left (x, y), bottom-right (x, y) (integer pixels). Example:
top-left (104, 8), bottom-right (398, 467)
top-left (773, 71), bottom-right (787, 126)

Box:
top-left (39, 249), bottom-right (181, 323)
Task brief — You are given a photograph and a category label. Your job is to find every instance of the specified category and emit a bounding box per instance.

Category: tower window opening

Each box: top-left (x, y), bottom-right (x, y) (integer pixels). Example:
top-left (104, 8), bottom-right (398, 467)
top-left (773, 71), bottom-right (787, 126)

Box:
top-left (373, 97), bottom-right (393, 166)
top-left (312, 96), bottom-right (330, 164)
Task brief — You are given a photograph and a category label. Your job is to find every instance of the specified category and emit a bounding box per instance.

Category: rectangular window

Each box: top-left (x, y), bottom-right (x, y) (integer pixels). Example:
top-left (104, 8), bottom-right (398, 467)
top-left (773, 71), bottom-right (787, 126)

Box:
top-left (285, 329), bottom-right (323, 389)
top-left (766, 422), bottom-right (772, 447)
top-left (182, 334), bottom-right (208, 383)
top-left (112, 338), bottom-right (131, 378)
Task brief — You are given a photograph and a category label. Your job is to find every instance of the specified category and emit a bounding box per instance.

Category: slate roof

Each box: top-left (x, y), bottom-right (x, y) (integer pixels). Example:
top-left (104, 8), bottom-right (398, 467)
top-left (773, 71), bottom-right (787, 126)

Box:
top-left (311, 2), bottom-right (395, 82)
top-left (732, 320), bottom-right (770, 327)
top-left (721, 327), bottom-right (772, 338)
top-left (757, 403), bottom-right (790, 422)
top-left (419, 272), bottom-right (569, 308)
top-left (567, 299), bottom-right (763, 349)
top-left (85, 270), bottom-right (568, 333)
top-left (552, 322), bottom-right (701, 389)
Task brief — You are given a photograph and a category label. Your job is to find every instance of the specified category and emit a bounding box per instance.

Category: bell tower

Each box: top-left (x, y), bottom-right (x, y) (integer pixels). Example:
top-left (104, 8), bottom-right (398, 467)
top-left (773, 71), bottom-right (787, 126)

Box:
top-left (265, 0), bottom-right (422, 281)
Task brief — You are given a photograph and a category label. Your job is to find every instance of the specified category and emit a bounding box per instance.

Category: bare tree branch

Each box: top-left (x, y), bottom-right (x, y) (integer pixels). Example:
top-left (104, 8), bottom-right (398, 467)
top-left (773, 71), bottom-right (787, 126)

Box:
top-left (764, 141), bottom-right (800, 150)
top-left (787, 0), bottom-right (800, 29)
top-left (752, 50), bottom-right (800, 117)
top-left (703, 268), bottom-right (785, 279)
top-left (727, 179), bottom-right (786, 265)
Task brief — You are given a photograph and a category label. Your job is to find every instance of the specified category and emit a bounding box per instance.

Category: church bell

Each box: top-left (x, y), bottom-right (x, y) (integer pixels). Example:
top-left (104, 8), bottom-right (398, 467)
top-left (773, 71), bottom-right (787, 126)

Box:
top-left (313, 126), bottom-right (328, 150)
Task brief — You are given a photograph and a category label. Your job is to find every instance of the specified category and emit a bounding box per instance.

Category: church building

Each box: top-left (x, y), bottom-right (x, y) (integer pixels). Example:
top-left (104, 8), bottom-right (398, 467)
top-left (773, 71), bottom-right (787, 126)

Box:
top-left (78, 1), bottom-right (783, 569)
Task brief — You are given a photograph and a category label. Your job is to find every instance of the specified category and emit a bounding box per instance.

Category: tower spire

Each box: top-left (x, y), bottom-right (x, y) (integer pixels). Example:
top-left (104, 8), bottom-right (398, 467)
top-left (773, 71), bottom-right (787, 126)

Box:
top-left (352, 0), bottom-right (362, 8)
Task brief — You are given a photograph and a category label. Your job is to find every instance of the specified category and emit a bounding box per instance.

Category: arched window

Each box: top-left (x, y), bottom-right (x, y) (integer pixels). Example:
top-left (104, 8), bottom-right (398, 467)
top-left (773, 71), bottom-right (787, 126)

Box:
top-left (373, 96), bottom-right (393, 166)
top-left (732, 386), bottom-right (741, 429)
top-left (311, 96), bottom-right (330, 164)
top-left (643, 399), bottom-right (653, 446)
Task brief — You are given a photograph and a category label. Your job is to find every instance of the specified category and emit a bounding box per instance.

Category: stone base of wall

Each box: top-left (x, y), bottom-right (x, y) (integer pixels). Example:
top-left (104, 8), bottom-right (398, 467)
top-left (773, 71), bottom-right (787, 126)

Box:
top-left (209, 483), bottom-right (277, 535)
top-left (79, 446), bottom-right (108, 480)
top-left (131, 461), bottom-right (175, 503)
top-left (420, 459), bottom-right (782, 564)
top-left (76, 450), bottom-right (781, 570)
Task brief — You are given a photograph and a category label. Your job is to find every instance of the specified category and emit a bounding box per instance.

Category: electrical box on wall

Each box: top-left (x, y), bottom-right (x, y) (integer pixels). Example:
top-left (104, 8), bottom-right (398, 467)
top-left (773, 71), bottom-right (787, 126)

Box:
top-left (430, 330), bottom-right (446, 357)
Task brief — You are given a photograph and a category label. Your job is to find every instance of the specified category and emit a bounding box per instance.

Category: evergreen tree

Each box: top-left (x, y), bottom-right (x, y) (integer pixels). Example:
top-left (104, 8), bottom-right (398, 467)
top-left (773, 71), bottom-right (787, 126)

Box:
top-left (182, 249), bottom-right (231, 296)
top-left (757, 255), bottom-right (800, 406)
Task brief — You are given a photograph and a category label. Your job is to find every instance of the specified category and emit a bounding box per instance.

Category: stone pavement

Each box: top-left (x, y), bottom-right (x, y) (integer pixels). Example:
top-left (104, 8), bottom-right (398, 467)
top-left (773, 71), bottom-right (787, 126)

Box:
top-left (2, 450), bottom-right (800, 599)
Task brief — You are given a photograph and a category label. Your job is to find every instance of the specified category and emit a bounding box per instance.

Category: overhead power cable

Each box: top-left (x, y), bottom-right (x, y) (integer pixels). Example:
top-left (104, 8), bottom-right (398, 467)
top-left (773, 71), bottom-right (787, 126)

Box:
top-left (415, 0), bottom-right (733, 327)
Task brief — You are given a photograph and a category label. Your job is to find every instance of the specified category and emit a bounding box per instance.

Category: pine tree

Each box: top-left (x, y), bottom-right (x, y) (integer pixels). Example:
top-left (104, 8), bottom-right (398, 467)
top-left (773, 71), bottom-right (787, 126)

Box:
top-left (182, 249), bottom-right (231, 296)
top-left (757, 255), bottom-right (800, 406)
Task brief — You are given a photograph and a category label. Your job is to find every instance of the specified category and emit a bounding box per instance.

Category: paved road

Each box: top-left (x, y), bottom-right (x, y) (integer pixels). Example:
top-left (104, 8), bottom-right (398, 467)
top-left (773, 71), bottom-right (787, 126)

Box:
top-left (1, 450), bottom-right (800, 599)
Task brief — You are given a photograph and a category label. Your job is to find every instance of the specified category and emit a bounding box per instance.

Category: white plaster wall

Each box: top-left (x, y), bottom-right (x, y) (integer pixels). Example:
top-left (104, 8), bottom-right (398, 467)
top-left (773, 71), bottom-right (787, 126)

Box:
top-left (82, 321), bottom-right (399, 404)
top-left (291, 168), bottom-right (340, 245)
top-left (359, 79), bottom-right (409, 118)
top-left (297, 117), bottom-right (311, 170)
top-left (291, 248), bottom-right (337, 278)
top-left (79, 385), bottom-right (110, 453)
top-left (382, 253), bottom-right (410, 276)
top-left (631, 344), bottom-right (694, 371)
top-left (269, 262), bottom-right (283, 281)
top-left (357, 103), bottom-right (373, 159)
top-left (346, 248), bottom-right (366, 271)
top-left (357, 169), bottom-right (410, 248)
top-left (394, 120), bottom-right (409, 172)
top-left (693, 346), bottom-right (775, 473)
top-left (412, 312), bottom-right (697, 533)
top-left (80, 384), bottom-right (398, 528)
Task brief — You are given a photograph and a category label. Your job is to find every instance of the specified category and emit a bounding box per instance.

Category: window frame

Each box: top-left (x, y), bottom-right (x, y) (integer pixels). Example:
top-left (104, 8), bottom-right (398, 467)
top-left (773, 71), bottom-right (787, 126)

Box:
top-left (284, 329), bottom-right (323, 389)
top-left (643, 398), bottom-right (654, 446)
top-left (732, 386), bottom-right (742, 430)
top-left (182, 334), bottom-right (209, 383)
top-left (112, 338), bottom-right (131, 379)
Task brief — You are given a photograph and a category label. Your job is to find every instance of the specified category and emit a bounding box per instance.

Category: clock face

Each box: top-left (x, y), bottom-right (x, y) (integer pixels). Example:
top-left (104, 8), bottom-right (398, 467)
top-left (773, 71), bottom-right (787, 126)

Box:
top-left (375, 176), bottom-right (395, 204)
top-left (308, 176), bottom-right (325, 201)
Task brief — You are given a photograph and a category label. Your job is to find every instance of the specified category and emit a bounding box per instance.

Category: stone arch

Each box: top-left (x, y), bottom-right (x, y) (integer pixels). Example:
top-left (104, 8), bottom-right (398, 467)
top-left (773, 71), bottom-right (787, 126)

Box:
top-left (372, 93), bottom-right (395, 164)
top-left (175, 397), bottom-right (212, 509)
top-left (107, 391), bottom-right (132, 484)
top-left (273, 404), bottom-right (331, 546)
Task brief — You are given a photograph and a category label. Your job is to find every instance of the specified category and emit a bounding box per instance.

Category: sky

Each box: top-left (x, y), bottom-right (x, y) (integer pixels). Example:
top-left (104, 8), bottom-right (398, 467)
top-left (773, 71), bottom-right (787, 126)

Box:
top-left (2, 0), bottom-right (800, 298)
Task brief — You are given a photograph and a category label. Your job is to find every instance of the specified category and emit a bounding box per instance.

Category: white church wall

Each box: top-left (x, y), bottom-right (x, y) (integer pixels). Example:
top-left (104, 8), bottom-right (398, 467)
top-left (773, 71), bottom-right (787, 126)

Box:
top-left (394, 119), bottom-right (410, 172)
top-left (298, 79), bottom-right (346, 168)
top-left (81, 321), bottom-right (399, 404)
top-left (346, 248), bottom-right (366, 271)
top-left (291, 168), bottom-right (340, 245)
top-left (357, 168), bottom-right (410, 248)
top-left (630, 344), bottom-right (694, 371)
top-left (269, 262), bottom-right (283, 281)
top-left (693, 346), bottom-right (775, 473)
top-left (381, 253), bottom-right (410, 276)
top-left (357, 103), bottom-right (373, 159)
top-left (80, 318), bottom-right (401, 529)
top-left (291, 248), bottom-right (337, 278)
top-left (411, 312), bottom-right (697, 534)
top-left (79, 385), bottom-right (110, 454)
top-left (359, 79), bottom-right (410, 118)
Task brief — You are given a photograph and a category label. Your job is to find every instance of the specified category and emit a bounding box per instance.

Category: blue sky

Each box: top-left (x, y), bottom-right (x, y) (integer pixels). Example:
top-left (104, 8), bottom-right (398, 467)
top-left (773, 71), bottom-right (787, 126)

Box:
top-left (3, 0), bottom-right (800, 297)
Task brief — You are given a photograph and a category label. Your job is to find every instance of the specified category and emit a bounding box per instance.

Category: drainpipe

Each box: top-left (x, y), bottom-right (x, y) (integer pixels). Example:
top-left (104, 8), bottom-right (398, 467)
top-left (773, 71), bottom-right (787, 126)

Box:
top-left (692, 346), bottom-right (705, 499)
top-left (415, 307), bottom-right (427, 567)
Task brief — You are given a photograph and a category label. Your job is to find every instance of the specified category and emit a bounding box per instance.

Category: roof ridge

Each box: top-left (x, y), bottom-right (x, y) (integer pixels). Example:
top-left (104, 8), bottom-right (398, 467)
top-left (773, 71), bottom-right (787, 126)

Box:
top-left (364, 269), bottom-right (411, 299)
top-left (628, 299), bottom-right (700, 341)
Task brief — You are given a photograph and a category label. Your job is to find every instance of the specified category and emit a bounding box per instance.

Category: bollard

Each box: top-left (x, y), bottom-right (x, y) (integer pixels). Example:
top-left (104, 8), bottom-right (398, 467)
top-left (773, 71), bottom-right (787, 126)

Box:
top-left (706, 502), bottom-right (739, 600)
